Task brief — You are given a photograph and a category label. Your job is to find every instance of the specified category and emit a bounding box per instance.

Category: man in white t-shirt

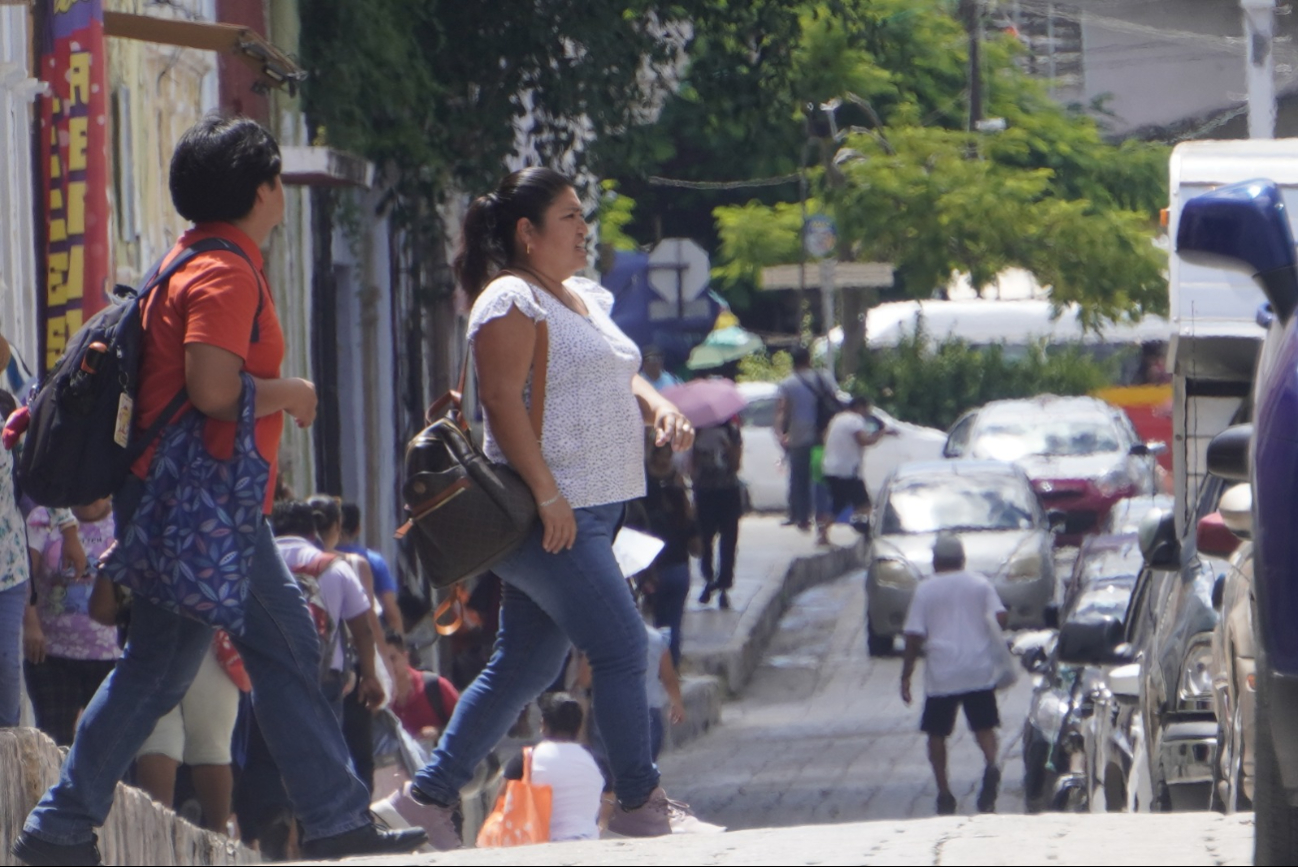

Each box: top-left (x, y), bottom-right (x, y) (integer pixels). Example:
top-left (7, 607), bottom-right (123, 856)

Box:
top-left (900, 534), bottom-right (1007, 816)
top-left (818, 396), bottom-right (890, 543)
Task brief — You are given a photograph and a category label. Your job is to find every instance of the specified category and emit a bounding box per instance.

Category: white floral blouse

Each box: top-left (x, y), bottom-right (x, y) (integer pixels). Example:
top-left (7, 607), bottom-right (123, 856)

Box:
top-left (0, 446), bottom-right (30, 592)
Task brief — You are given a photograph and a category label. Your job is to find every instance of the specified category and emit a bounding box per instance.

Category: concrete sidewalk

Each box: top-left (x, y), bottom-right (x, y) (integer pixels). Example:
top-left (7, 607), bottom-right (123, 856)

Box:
top-left (679, 516), bottom-right (866, 695)
top-left (312, 812), bottom-right (1253, 866)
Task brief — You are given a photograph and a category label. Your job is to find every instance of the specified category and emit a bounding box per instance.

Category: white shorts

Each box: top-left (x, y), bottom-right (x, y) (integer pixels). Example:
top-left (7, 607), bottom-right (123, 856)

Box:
top-left (137, 645), bottom-right (240, 765)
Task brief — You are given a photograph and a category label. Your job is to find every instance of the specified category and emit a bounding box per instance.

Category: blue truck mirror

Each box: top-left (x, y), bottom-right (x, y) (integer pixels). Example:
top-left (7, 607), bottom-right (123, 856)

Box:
top-left (1177, 179), bottom-right (1298, 323)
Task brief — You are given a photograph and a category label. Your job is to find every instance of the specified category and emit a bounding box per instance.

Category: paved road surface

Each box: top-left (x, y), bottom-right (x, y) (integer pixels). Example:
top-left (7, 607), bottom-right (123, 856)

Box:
top-left (660, 570), bottom-right (1036, 828)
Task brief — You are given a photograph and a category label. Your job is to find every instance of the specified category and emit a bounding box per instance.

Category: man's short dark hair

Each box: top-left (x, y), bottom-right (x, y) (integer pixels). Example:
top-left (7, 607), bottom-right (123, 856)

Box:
top-left (341, 503), bottom-right (361, 537)
top-left (790, 345), bottom-right (811, 368)
top-left (170, 114), bottom-right (281, 223)
top-left (538, 692), bottom-right (584, 739)
top-left (933, 533), bottom-right (966, 572)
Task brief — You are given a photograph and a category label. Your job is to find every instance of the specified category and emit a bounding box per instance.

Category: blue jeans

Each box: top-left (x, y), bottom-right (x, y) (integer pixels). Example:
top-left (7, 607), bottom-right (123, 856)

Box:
top-left (23, 478), bottom-right (370, 846)
top-left (0, 580), bottom-right (27, 727)
top-left (652, 562), bottom-right (689, 669)
top-left (415, 502), bottom-right (659, 806)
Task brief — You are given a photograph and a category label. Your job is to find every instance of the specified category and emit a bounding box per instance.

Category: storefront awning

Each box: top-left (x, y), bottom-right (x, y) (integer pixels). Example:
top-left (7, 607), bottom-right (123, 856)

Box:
top-left (102, 11), bottom-right (306, 95)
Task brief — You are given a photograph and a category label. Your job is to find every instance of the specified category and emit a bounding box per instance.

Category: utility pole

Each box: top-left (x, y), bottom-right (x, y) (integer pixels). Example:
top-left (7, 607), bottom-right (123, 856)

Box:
top-left (961, 0), bottom-right (983, 132)
top-left (1242, 0), bottom-right (1277, 139)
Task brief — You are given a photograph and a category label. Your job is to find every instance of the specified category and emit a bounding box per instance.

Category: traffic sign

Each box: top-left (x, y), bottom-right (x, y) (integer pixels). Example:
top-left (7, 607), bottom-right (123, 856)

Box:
top-left (803, 214), bottom-right (837, 259)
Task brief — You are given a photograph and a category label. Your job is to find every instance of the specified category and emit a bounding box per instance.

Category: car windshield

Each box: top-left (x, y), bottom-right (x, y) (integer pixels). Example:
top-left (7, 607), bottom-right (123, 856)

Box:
top-left (1066, 581), bottom-right (1134, 623)
top-left (880, 474), bottom-right (1037, 535)
top-left (969, 416), bottom-right (1123, 460)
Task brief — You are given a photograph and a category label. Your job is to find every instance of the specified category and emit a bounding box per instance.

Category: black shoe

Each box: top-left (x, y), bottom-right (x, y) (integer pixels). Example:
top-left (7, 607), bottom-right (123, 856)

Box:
top-left (12, 831), bottom-right (101, 867)
top-left (698, 581), bottom-right (715, 604)
top-left (977, 765), bottom-right (1001, 813)
top-left (718, 590), bottom-right (730, 610)
top-left (300, 822), bottom-right (428, 860)
top-left (935, 792), bottom-right (957, 816)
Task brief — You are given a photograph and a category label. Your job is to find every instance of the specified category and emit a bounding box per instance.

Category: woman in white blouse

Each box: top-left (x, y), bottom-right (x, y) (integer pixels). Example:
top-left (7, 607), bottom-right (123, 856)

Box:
top-left (405, 168), bottom-right (697, 845)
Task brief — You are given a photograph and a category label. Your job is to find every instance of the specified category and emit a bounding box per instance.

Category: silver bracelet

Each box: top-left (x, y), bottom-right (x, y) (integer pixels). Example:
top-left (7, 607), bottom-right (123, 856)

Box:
top-left (538, 492), bottom-right (562, 508)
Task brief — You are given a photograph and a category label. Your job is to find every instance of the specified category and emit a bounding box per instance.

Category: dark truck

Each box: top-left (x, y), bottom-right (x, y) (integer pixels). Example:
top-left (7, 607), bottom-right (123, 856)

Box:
top-left (1177, 178), bottom-right (1298, 864)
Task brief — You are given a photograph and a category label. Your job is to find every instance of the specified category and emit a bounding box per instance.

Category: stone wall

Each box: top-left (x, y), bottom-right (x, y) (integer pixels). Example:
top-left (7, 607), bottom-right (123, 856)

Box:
top-left (0, 728), bottom-right (255, 866)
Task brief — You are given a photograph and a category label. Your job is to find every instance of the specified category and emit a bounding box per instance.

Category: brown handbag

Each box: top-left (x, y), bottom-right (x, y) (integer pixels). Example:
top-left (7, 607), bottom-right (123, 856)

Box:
top-left (396, 275), bottom-right (549, 616)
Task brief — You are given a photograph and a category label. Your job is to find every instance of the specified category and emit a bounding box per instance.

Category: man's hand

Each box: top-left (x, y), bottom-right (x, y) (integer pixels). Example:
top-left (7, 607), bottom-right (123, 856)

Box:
top-left (900, 675), bottom-right (912, 705)
top-left (23, 606), bottom-right (46, 664)
top-left (355, 672), bottom-right (385, 711)
top-left (669, 698), bottom-right (687, 725)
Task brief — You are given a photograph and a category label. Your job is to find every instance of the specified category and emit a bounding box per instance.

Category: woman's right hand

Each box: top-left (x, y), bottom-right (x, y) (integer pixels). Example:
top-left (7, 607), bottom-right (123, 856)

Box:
top-left (539, 493), bottom-right (577, 553)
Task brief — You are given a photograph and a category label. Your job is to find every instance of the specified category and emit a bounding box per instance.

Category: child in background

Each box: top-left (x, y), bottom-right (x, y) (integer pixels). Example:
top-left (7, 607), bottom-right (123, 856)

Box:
top-left (502, 692), bottom-right (605, 842)
top-left (22, 500), bottom-right (118, 745)
top-left (383, 631), bottom-right (460, 742)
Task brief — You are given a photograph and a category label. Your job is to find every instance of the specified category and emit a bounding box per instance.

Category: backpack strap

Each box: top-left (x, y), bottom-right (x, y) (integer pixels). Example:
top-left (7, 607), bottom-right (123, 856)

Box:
top-left (124, 237), bottom-right (266, 468)
top-left (421, 671), bottom-right (448, 722)
top-left (293, 551), bottom-right (338, 579)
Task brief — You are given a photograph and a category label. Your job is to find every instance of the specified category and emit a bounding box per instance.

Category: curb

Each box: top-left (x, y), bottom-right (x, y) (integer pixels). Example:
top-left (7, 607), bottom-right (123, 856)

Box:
top-left (0, 728), bottom-right (253, 866)
top-left (688, 540), bottom-right (867, 695)
top-left (661, 675), bottom-right (723, 753)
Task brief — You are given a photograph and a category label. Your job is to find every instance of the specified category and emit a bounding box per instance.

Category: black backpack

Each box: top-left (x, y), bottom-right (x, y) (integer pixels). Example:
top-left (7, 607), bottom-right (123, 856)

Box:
top-left (17, 237), bottom-right (258, 508)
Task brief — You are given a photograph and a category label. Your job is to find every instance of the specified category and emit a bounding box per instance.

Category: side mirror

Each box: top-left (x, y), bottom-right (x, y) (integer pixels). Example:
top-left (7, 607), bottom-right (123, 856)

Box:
top-left (1047, 510), bottom-right (1067, 534)
top-left (1177, 179), bottom-right (1298, 323)
top-left (1137, 507), bottom-right (1179, 568)
top-left (1212, 574), bottom-right (1226, 611)
top-left (1130, 441), bottom-right (1167, 458)
top-left (1197, 511), bottom-right (1241, 558)
top-left (1219, 483), bottom-right (1253, 540)
top-left (1057, 617), bottom-right (1127, 666)
top-left (1107, 662), bottom-right (1141, 699)
top-left (1206, 424), bottom-right (1253, 483)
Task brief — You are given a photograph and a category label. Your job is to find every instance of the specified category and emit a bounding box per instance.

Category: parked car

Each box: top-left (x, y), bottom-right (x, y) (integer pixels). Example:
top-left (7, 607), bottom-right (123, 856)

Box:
top-left (1021, 535), bottom-right (1142, 813)
top-left (1174, 179), bottom-right (1298, 861)
top-left (864, 460), bottom-right (1056, 655)
top-left (1119, 505), bottom-right (1223, 811)
top-left (1102, 494), bottom-right (1175, 536)
top-left (1209, 484), bottom-right (1255, 812)
top-left (943, 396), bottom-right (1164, 545)
top-left (734, 381), bottom-right (945, 512)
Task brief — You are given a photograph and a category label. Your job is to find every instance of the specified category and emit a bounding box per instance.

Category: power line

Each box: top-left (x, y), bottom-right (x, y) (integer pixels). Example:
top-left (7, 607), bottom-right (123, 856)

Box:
top-left (646, 173), bottom-right (802, 190)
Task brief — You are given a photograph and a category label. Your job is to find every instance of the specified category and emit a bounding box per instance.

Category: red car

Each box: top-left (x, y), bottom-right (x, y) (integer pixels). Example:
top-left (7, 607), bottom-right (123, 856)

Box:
top-left (944, 396), bottom-right (1164, 546)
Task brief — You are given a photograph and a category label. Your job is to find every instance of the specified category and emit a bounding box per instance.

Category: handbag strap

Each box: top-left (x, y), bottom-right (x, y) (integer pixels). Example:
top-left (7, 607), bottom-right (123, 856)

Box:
top-left (426, 271), bottom-right (549, 441)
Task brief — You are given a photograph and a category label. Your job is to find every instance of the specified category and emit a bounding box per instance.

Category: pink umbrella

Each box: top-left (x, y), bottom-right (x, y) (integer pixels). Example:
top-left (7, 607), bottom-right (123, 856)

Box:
top-left (660, 378), bottom-right (748, 429)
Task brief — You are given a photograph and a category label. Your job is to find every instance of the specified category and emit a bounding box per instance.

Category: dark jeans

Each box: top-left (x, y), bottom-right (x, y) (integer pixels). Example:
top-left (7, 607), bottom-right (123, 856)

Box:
top-left (24, 477), bottom-right (370, 846)
top-left (652, 562), bottom-right (689, 669)
top-left (786, 445), bottom-right (814, 525)
top-left (696, 486), bottom-right (742, 590)
top-left (24, 656), bottom-right (116, 746)
top-left (415, 502), bottom-right (659, 807)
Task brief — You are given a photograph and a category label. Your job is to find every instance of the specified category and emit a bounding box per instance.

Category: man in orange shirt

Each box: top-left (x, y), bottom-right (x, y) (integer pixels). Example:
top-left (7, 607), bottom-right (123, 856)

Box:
top-left (14, 116), bottom-right (426, 866)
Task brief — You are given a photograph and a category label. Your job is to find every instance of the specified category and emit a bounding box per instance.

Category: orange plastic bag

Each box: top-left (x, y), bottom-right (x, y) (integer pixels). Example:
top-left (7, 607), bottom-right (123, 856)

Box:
top-left (475, 747), bottom-right (553, 848)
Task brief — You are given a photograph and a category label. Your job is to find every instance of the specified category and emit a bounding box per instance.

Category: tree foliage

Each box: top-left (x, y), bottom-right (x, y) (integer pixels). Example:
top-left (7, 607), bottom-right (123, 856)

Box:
top-left (596, 0), bottom-right (1171, 325)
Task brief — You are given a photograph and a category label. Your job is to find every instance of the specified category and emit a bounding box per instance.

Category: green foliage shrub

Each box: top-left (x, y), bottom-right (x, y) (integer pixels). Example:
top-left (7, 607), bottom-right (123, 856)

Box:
top-left (854, 323), bottom-right (1119, 431)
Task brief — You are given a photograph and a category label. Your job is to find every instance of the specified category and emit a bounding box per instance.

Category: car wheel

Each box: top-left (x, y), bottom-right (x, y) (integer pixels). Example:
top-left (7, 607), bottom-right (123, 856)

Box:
top-left (866, 616), bottom-right (893, 657)
top-left (1254, 657), bottom-right (1298, 865)
top-left (1103, 764), bottom-right (1126, 812)
top-left (1152, 762), bottom-right (1172, 812)
top-left (1023, 736), bottom-right (1050, 814)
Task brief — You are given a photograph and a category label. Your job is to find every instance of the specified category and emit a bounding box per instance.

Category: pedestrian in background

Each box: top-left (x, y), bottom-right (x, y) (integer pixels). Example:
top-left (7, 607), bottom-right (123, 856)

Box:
top-left (383, 631), bottom-right (460, 742)
top-left (690, 416), bottom-right (742, 610)
top-left (819, 396), bottom-right (891, 540)
top-left (22, 499), bottom-right (118, 746)
top-left (774, 346), bottom-right (833, 532)
top-left (640, 345), bottom-right (680, 392)
top-left (400, 167), bottom-right (700, 849)
top-left (627, 433), bottom-right (698, 664)
top-left (13, 115), bottom-right (423, 867)
top-left (900, 534), bottom-right (1006, 816)
top-left (0, 341), bottom-right (31, 730)
top-left (338, 502), bottom-right (405, 636)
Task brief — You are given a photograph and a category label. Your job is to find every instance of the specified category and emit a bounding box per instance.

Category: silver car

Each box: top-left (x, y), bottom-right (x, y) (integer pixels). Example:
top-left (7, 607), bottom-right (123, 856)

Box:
top-left (865, 460), bottom-right (1057, 656)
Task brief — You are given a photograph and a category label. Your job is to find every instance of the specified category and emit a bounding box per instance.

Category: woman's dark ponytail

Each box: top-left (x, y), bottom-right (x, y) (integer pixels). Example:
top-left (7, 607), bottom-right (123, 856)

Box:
top-left (453, 167), bottom-right (576, 299)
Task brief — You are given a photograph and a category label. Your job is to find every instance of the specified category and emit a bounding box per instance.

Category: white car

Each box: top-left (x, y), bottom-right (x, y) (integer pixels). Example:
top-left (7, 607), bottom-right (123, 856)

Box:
top-left (735, 381), bottom-right (947, 512)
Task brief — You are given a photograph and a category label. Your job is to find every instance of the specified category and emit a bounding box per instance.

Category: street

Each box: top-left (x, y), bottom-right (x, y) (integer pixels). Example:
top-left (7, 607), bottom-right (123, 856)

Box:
top-left (661, 569), bottom-right (1035, 828)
